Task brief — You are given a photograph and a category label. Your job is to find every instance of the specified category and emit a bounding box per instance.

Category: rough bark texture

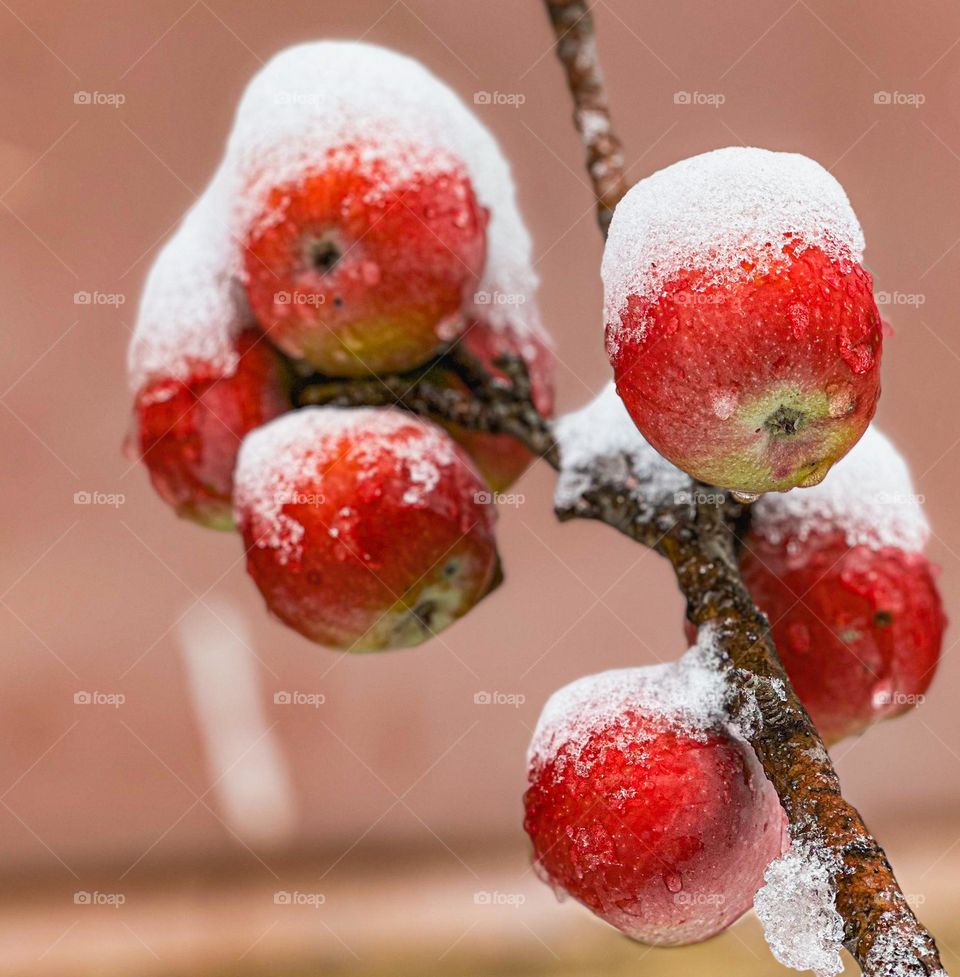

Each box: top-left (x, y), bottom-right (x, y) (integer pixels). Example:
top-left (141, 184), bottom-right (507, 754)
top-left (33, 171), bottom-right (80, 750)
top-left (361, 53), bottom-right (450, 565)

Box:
top-left (298, 3), bottom-right (948, 973)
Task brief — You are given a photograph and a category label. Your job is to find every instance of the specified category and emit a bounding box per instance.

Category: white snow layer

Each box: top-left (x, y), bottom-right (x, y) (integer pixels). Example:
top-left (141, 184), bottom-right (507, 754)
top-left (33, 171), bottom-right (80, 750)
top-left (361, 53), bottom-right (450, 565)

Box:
top-left (754, 838), bottom-right (845, 977)
top-left (602, 147), bottom-right (864, 349)
top-left (527, 626), bottom-right (730, 778)
top-left (751, 426), bottom-right (929, 553)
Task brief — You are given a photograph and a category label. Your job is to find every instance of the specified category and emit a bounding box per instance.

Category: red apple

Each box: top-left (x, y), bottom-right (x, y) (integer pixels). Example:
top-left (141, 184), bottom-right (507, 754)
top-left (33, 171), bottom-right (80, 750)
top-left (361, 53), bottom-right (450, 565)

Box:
top-left (524, 656), bottom-right (786, 945)
top-left (603, 147), bottom-right (881, 496)
top-left (131, 328), bottom-right (290, 529)
top-left (234, 406), bottom-right (499, 650)
top-left (242, 143), bottom-right (488, 377)
top-left (741, 531), bottom-right (944, 743)
top-left (740, 425), bottom-right (946, 742)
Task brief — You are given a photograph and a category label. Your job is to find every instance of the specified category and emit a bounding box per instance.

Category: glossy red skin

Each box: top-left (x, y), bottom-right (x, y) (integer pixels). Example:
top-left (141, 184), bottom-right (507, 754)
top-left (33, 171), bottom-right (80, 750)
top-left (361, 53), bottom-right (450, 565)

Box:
top-left (132, 329), bottom-right (290, 529)
top-left (741, 529), bottom-right (945, 743)
top-left (524, 712), bottom-right (786, 946)
top-left (237, 415), bottom-right (499, 651)
top-left (609, 245), bottom-right (882, 494)
top-left (243, 144), bottom-right (488, 377)
top-left (433, 319), bottom-right (555, 491)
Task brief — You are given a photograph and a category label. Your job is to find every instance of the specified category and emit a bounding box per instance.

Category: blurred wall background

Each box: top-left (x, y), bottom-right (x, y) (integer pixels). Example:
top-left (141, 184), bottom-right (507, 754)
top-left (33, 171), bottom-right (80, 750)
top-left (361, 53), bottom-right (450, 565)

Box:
top-left (1, 0), bottom-right (958, 973)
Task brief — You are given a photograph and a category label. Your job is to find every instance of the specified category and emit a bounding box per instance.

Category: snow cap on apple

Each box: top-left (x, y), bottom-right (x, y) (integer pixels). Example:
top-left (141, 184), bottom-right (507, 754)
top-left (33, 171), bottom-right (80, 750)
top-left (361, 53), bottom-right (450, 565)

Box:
top-left (227, 40), bottom-right (544, 377)
top-left (603, 147), bottom-right (882, 497)
top-left (524, 632), bottom-right (787, 945)
top-left (743, 426), bottom-right (945, 741)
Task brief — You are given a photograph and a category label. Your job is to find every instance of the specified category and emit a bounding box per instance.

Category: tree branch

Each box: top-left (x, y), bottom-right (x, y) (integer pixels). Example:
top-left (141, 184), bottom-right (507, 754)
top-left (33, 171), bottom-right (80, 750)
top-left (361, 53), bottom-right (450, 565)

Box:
top-left (543, 0), bottom-right (629, 232)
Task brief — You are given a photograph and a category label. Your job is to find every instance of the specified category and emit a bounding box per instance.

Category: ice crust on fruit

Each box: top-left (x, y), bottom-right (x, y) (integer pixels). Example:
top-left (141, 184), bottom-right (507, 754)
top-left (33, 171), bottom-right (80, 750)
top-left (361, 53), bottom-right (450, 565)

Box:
top-left (553, 381), bottom-right (690, 512)
top-left (602, 147), bottom-right (865, 349)
top-left (754, 836), bottom-right (845, 977)
top-left (127, 172), bottom-right (249, 392)
top-left (527, 626), bottom-right (730, 779)
top-left (751, 426), bottom-right (929, 553)
top-left (233, 406), bottom-right (463, 564)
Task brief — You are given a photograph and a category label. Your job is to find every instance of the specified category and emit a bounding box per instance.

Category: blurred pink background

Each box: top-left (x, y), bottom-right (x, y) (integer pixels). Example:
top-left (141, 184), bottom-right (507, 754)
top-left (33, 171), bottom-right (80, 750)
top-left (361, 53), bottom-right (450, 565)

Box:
top-left (0, 1), bottom-right (958, 973)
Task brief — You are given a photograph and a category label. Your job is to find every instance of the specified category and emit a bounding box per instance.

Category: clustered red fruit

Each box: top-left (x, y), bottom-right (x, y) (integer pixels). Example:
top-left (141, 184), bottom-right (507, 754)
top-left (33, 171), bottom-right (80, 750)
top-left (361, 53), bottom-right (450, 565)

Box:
top-left (243, 144), bottom-right (489, 377)
top-left (129, 42), bottom-right (946, 959)
top-left (741, 529), bottom-right (945, 743)
top-left (524, 662), bottom-right (786, 945)
top-left (130, 329), bottom-right (290, 529)
top-left (128, 42), bottom-right (555, 650)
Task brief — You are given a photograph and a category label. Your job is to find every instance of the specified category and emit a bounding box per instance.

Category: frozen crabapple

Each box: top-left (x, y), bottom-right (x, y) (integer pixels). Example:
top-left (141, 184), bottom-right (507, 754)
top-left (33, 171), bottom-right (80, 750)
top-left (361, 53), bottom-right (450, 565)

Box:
top-left (524, 645), bottom-right (786, 946)
top-left (603, 147), bottom-right (882, 497)
top-left (740, 426), bottom-right (945, 742)
top-left (130, 329), bottom-right (290, 529)
top-left (426, 317), bottom-right (555, 491)
top-left (126, 176), bottom-right (291, 529)
top-left (233, 406), bottom-right (500, 651)
top-left (242, 145), bottom-right (488, 376)
top-left (224, 42), bottom-right (542, 378)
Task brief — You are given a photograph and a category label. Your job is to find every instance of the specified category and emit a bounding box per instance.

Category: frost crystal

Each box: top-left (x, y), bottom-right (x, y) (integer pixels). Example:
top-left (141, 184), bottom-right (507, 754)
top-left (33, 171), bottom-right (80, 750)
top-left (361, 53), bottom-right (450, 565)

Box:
top-left (553, 382), bottom-right (690, 512)
top-left (866, 916), bottom-right (943, 977)
top-left (754, 837), bottom-right (845, 977)
top-left (751, 426), bottom-right (929, 553)
top-left (602, 146), bottom-right (864, 350)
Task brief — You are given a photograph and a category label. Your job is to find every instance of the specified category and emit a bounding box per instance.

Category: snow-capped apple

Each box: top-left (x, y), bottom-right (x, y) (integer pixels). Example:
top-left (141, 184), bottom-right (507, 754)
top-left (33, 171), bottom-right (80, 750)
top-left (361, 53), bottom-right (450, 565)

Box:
top-left (233, 406), bottom-right (500, 650)
top-left (524, 643), bottom-right (786, 945)
top-left (742, 426), bottom-right (945, 742)
top-left (226, 41), bottom-right (542, 378)
top-left (131, 328), bottom-right (289, 529)
top-left (603, 147), bottom-right (882, 497)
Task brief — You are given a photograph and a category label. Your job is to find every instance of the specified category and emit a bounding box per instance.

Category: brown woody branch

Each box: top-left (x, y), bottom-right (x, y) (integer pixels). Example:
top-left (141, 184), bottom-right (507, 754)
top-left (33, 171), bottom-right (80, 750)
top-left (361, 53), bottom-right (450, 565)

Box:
top-left (543, 0), bottom-right (628, 233)
top-left (296, 3), bottom-right (947, 974)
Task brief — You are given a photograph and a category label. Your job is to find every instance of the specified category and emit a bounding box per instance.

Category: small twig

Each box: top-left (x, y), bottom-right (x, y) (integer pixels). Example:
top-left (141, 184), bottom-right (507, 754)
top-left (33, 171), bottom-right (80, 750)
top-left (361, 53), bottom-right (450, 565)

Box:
top-left (293, 351), bottom-right (560, 468)
top-left (543, 0), bottom-right (629, 232)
